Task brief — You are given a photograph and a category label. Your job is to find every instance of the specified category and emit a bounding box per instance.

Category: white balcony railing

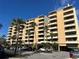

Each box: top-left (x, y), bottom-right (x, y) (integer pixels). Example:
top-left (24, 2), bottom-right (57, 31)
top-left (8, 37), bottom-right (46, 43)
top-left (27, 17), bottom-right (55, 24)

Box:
top-left (65, 24), bottom-right (75, 27)
top-left (63, 8), bottom-right (73, 13)
top-left (49, 26), bottom-right (57, 29)
top-left (64, 13), bottom-right (74, 18)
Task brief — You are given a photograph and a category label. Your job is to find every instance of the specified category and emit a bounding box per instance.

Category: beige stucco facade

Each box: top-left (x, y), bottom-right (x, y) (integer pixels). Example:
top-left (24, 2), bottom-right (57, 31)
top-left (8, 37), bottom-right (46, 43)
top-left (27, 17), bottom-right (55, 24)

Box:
top-left (7, 5), bottom-right (79, 48)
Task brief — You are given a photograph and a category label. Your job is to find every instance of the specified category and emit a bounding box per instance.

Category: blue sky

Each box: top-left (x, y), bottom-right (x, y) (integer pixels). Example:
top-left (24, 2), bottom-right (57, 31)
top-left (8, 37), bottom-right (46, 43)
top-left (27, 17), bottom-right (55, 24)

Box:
top-left (0, 0), bottom-right (79, 36)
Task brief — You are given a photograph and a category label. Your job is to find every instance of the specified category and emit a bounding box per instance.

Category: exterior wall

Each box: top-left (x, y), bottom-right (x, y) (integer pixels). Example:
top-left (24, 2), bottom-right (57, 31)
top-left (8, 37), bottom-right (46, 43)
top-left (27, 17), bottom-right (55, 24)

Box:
top-left (7, 5), bottom-right (79, 48)
top-left (34, 18), bottom-right (39, 44)
top-left (57, 9), bottom-right (66, 46)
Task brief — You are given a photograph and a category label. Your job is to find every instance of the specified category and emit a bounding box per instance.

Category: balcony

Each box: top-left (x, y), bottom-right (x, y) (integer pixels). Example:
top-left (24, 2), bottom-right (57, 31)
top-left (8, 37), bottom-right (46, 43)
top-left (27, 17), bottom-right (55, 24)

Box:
top-left (38, 33), bottom-right (44, 35)
top-left (48, 13), bottom-right (56, 17)
top-left (39, 21), bottom-right (44, 23)
top-left (28, 27), bottom-right (34, 29)
top-left (65, 24), bottom-right (75, 27)
top-left (63, 8), bottom-right (73, 13)
top-left (38, 25), bottom-right (44, 27)
top-left (64, 18), bottom-right (74, 22)
top-left (49, 22), bottom-right (57, 25)
top-left (49, 18), bottom-right (57, 21)
top-left (47, 36), bottom-right (58, 39)
top-left (65, 29), bottom-right (76, 32)
top-left (64, 13), bottom-right (74, 18)
top-left (38, 37), bottom-right (44, 39)
top-left (30, 33), bottom-right (34, 36)
top-left (38, 29), bottom-right (44, 31)
top-left (49, 26), bottom-right (57, 29)
top-left (66, 41), bottom-right (78, 44)
top-left (65, 35), bottom-right (77, 38)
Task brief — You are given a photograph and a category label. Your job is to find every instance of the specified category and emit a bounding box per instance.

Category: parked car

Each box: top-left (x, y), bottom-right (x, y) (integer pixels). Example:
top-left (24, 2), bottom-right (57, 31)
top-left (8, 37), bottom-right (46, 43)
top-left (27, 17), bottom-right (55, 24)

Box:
top-left (39, 48), bottom-right (46, 52)
top-left (39, 48), bottom-right (52, 53)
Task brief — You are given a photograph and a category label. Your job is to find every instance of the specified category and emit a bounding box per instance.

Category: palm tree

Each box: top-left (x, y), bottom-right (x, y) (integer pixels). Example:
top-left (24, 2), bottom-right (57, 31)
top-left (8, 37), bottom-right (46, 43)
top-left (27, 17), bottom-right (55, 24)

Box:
top-left (50, 32), bottom-right (60, 51)
top-left (50, 32), bottom-right (53, 42)
top-left (0, 35), bottom-right (9, 48)
top-left (26, 30), bottom-right (30, 46)
top-left (44, 25), bottom-right (48, 42)
top-left (11, 18), bottom-right (26, 54)
top-left (0, 23), bottom-right (2, 29)
top-left (31, 22), bottom-right (37, 49)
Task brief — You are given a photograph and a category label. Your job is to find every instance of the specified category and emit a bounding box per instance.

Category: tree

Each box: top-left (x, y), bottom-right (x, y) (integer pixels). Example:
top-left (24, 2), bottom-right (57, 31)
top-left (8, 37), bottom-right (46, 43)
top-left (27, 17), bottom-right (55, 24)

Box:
top-left (11, 18), bottom-right (26, 54)
top-left (50, 32), bottom-right (60, 51)
top-left (26, 30), bottom-right (30, 46)
top-left (52, 42), bottom-right (58, 51)
top-left (31, 22), bottom-right (37, 49)
top-left (0, 35), bottom-right (9, 48)
top-left (50, 33), bottom-right (53, 42)
top-left (40, 42), bottom-right (52, 49)
top-left (44, 25), bottom-right (48, 42)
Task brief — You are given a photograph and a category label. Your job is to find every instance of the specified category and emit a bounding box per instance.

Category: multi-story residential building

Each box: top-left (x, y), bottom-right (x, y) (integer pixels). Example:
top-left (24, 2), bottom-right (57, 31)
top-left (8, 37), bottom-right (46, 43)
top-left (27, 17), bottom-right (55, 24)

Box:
top-left (7, 16), bottom-right (48, 47)
top-left (48, 5), bottom-right (79, 50)
top-left (7, 5), bottom-right (79, 49)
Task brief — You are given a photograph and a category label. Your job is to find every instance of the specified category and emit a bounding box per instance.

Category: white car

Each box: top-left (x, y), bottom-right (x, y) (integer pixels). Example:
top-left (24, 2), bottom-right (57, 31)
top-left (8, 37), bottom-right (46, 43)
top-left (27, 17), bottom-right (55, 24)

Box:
top-left (39, 48), bottom-right (46, 52)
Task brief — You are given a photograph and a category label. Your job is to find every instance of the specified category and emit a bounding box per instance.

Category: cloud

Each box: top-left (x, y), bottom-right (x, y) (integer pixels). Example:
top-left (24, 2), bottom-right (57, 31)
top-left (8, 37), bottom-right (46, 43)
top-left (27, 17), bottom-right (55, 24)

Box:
top-left (76, 9), bottom-right (79, 18)
top-left (60, 0), bottom-right (76, 6)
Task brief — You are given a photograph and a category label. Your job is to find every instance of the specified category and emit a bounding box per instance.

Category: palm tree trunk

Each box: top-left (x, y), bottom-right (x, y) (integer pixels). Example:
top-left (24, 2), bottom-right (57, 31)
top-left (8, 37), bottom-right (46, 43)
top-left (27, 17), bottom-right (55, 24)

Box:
top-left (35, 29), bottom-right (37, 50)
top-left (15, 25), bottom-right (19, 54)
top-left (28, 35), bottom-right (30, 46)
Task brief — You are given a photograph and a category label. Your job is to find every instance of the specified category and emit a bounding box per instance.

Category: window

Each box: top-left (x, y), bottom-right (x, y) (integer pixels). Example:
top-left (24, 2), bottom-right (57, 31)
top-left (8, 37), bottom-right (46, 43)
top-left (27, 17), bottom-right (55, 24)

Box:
top-left (66, 44), bottom-right (78, 47)
top-left (63, 6), bottom-right (73, 10)
top-left (19, 34), bottom-right (22, 36)
top-left (38, 31), bottom-right (44, 33)
top-left (49, 15), bottom-right (57, 19)
top-left (52, 38), bottom-right (58, 41)
top-left (9, 30), bottom-right (12, 32)
top-left (29, 36), bottom-right (34, 38)
top-left (66, 37), bottom-right (77, 41)
top-left (29, 40), bottom-right (33, 42)
top-left (39, 35), bottom-right (44, 37)
top-left (38, 39), bottom-right (44, 41)
top-left (65, 26), bottom-right (75, 30)
top-left (19, 37), bottom-right (22, 39)
top-left (39, 19), bottom-right (44, 22)
top-left (65, 31), bottom-right (76, 35)
top-left (39, 23), bottom-right (44, 25)
top-left (29, 29), bottom-right (34, 31)
top-left (64, 20), bottom-right (75, 25)
top-left (14, 32), bottom-right (16, 34)
top-left (64, 10), bottom-right (73, 15)
top-left (64, 15), bottom-right (74, 20)
top-left (25, 37), bottom-right (27, 38)
top-left (30, 32), bottom-right (34, 34)
top-left (49, 24), bottom-right (57, 27)
top-left (53, 33), bottom-right (58, 36)
top-left (49, 20), bottom-right (57, 23)
top-left (50, 29), bottom-right (57, 31)
top-left (39, 27), bottom-right (44, 29)
top-left (25, 40), bottom-right (27, 42)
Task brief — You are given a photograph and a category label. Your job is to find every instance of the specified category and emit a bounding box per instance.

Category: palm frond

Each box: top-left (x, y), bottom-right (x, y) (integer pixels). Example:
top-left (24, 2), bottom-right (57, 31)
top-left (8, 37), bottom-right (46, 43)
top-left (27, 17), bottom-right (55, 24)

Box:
top-left (11, 18), bottom-right (26, 26)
